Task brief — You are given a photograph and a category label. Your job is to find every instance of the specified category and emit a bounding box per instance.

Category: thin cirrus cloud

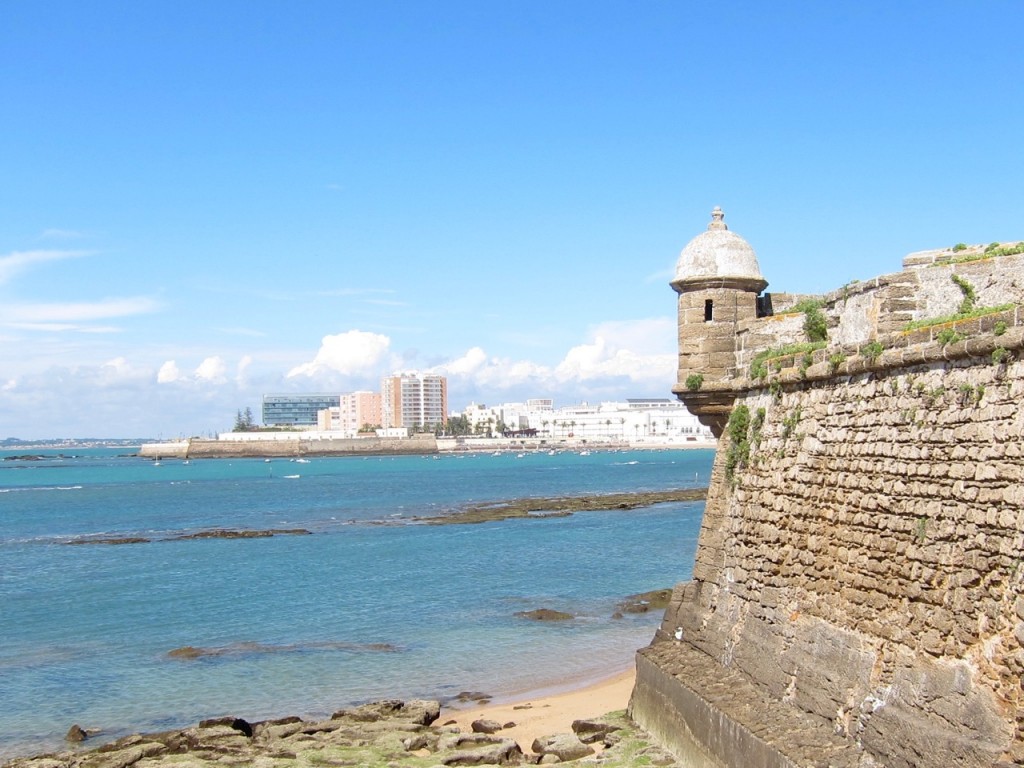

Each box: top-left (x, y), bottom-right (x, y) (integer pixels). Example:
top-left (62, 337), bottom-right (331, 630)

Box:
top-left (0, 297), bottom-right (162, 326)
top-left (0, 249), bottom-right (89, 286)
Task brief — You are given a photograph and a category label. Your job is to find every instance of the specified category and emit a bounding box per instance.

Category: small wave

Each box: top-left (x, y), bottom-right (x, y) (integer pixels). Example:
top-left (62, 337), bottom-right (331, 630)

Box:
top-left (0, 484), bottom-right (83, 493)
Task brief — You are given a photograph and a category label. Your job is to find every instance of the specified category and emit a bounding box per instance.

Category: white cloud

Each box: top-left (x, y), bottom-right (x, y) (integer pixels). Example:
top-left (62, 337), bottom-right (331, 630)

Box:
top-left (0, 315), bottom-right (681, 438)
top-left (195, 356), bottom-right (228, 382)
top-left (554, 318), bottom-right (675, 383)
top-left (430, 317), bottom-right (677, 405)
top-left (287, 330), bottom-right (392, 378)
top-left (0, 249), bottom-right (88, 285)
top-left (3, 297), bottom-right (161, 323)
top-left (157, 360), bottom-right (184, 383)
top-left (97, 357), bottom-right (153, 387)
top-left (40, 229), bottom-right (87, 240)
top-left (3, 322), bottom-right (123, 333)
top-left (442, 346), bottom-right (488, 376)
top-left (236, 355), bottom-right (253, 384)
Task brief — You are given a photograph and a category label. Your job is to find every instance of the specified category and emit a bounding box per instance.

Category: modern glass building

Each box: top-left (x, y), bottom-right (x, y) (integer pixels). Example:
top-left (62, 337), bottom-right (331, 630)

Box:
top-left (261, 393), bottom-right (341, 426)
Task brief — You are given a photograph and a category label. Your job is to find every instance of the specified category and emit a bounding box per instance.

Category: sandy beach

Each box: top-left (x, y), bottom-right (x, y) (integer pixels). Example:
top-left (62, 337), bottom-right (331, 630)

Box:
top-left (440, 665), bottom-right (637, 752)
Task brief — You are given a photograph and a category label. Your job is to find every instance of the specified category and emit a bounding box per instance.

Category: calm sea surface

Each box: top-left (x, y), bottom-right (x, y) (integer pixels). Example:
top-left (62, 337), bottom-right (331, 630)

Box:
top-left (0, 447), bottom-right (712, 759)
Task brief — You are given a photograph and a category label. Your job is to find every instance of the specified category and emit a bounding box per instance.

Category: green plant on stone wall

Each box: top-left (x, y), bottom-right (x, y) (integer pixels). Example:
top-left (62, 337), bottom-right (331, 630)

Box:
top-left (951, 273), bottom-right (977, 314)
top-left (781, 406), bottom-right (802, 440)
top-left (922, 386), bottom-right (945, 407)
top-left (860, 341), bottom-right (884, 363)
top-left (724, 404), bottom-right (752, 485)
top-left (957, 383), bottom-right (985, 406)
top-left (685, 373), bottom-right (704, 391)
top-left (750, 407), bottom-right (766, 452)
top-left (937, 328), bottom-right (965, 346)
top-left (952, 243), bottom-right (968, 252)
top-left (994, 321), bottom-right (1007, 336)
top-left (769, 379), bottom-right (782, 401)
top-left (794, 299), bottom-right (828, 343)
top-left (992, 347), bottom-right (1010, 365)
top-left (828, 352), bottom-right (846, 374)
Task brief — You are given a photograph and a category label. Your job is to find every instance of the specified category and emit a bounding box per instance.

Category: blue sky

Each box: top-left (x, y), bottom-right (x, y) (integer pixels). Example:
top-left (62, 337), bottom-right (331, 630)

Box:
top-left (2, 1), bottom-right (1022, 438)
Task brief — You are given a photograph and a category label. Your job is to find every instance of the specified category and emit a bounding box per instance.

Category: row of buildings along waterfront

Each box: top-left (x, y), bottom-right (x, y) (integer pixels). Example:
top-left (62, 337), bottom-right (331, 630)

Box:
top-left (256, 373), bottom-right (713, 445)
top-left (261, 373), bottom-right (446, 433)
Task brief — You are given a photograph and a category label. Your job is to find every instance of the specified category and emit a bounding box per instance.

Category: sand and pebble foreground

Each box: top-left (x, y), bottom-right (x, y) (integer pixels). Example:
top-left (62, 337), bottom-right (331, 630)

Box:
top-left (3, 668), bottom-right (683, 767)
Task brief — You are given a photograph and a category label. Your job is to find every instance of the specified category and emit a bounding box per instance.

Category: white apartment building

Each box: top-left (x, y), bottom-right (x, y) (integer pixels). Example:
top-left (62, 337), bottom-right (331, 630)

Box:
top-left (381, 373), bottom-right (448, 430)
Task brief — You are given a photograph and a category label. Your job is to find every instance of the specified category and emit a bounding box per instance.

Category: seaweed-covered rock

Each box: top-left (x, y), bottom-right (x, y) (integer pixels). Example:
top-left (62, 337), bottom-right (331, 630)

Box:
top-left (515, 608), bottom-right (574, 621)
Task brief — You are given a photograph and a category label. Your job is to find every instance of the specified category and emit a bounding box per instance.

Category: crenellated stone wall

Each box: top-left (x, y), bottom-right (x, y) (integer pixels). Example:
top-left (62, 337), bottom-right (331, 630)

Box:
top-left (635, 243), bottom-right (1024, 767)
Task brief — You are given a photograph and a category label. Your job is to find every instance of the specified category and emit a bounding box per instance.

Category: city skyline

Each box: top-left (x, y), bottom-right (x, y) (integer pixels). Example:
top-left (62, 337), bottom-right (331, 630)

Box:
top-left (2, 2), bottom-right (1022, 438)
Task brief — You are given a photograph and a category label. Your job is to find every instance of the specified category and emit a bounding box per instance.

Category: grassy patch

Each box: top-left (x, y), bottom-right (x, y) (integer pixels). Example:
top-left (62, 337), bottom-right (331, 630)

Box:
top-left (749, 342), bottom-right (827, 379)
top-left (903, 304), bottom-right (1014, 332)
top-left (945, 241), bottom-right (1024, 264)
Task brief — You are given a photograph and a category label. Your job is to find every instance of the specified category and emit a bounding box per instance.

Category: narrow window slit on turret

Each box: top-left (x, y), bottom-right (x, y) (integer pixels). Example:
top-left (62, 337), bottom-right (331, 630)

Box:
top-left (704, 299), bottom-right (714, 322)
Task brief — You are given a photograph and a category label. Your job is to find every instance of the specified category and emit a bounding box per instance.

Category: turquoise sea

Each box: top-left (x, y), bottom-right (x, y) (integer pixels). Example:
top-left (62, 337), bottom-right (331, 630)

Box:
top-left (0, 447), bottom-right (712, 760)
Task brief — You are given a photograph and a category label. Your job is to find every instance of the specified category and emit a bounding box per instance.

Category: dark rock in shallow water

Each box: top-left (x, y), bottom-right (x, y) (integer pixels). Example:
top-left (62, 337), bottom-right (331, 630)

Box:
top-left (420, 487), bottom-right (707, 526)
top-left (65, 724), bottom-right (88, 742)
top-left (64, 536), bottom-right (152, 546)
top-left (616, 588), bottom-right (672, 614)
top-left (167, 646), bottom-right (205, 659)
top-left (167, 640), bottom-right (400, 660)
top-left (452, 691), bottom-right (492, 704)
top-left (515, 608), bottom-right (574, 621)
top-left (170, 528), bottom-right (312, 540)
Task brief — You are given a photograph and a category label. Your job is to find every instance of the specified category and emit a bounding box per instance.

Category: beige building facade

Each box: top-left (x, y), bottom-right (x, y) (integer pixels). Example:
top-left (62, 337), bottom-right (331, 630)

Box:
top-left (381, 373), bottom-right (448, 430)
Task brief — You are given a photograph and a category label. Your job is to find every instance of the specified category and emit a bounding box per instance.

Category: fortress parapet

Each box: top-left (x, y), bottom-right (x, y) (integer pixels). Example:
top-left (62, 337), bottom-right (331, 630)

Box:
top-left (633, 212), bottom-right (1024, 767)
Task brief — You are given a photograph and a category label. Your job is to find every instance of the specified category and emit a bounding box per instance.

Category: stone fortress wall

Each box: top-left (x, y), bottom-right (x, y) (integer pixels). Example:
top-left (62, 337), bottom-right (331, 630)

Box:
top-left (629, 212), bottom-right (1024, 767)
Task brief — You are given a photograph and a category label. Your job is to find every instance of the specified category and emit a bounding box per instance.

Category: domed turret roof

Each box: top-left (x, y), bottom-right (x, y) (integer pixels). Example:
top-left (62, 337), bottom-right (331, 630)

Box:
top-left (672, 207), bottom-right (767, 293)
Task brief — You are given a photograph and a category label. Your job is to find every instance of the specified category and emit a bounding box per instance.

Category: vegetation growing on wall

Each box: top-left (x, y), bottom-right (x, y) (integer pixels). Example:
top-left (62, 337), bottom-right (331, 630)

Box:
top-left (951, 274), bottom-right (977, 314)
top-left (724, 404), bottom-right (751, 484)
top-left (946, 240), bottom-right (1024, 264)
top-left (903, 303), bottom-right (1013, 333)
top-left (794, 299), bottom-right (828, 342)
top-left (860, 341), bottom-right (884, 363)
top-left (685, 373), bottom-right (704, 391)
top-left (750, 342), bottom-right (827, 379)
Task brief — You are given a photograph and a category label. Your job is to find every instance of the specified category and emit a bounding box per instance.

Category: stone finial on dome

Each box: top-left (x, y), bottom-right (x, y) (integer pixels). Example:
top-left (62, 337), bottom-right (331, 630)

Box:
top-left (708, 206), bottom-right (727, 231)
top-left (671, 207), bottom-right (768, 294)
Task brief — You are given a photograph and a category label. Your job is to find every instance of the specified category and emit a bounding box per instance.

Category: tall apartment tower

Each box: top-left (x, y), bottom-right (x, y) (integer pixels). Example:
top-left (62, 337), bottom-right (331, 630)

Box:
top-left (670, 207), bottom-right (768, 435)
top-left (381, 373), bottom-right (448, 430)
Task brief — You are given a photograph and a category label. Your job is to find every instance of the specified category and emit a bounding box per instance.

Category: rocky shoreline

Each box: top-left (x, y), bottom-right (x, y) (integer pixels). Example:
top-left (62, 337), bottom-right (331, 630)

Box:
top-left (420, 488), bottom-right (707, 525)
top-left (56, 489), bottom-right (709, 546)
top-left (3, 697), bottom-right (681, 768)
